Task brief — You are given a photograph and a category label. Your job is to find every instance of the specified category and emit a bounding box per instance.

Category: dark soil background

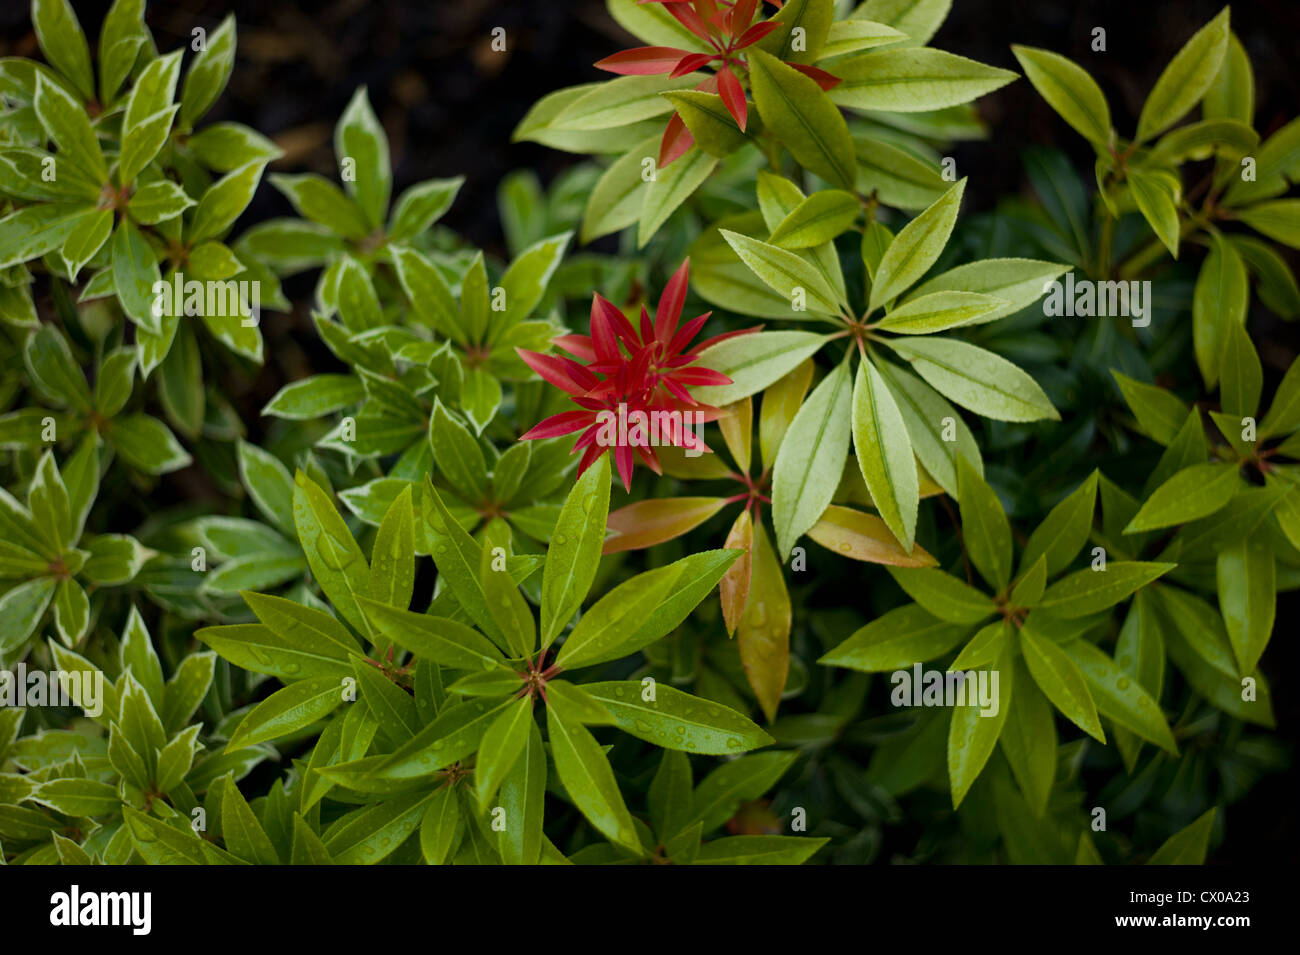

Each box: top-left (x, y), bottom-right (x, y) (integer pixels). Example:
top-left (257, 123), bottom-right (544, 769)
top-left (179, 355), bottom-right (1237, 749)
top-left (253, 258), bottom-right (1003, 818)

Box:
top-left (2, 0), bottom-right (1296, 863)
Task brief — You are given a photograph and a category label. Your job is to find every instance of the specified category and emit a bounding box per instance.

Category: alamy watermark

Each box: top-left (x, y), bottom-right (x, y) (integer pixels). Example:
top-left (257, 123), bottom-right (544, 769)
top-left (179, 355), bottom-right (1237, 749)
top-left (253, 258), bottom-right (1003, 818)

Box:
top-left (0, 663), bottom-right (104, 718)
top-left (50, 885), bottom-right (151, 935)
top-left (1042, 273), bottom-right (1152, 328)
top-left (593, 402), bottom-right (707, 457)
top-left (151, 270), bottom-right (260, 325)
top-left (890, 663), bottom-right (1001, 718)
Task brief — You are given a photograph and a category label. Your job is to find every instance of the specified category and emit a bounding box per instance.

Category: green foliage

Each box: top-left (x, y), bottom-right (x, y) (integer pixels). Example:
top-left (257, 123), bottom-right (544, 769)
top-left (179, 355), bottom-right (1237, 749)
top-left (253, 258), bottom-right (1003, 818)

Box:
top-left (0, 0), bottom-right (1293, 867)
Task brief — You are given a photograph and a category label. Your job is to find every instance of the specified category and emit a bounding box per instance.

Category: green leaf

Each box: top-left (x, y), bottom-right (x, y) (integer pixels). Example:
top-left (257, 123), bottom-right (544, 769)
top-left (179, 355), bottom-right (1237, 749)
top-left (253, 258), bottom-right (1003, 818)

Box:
top-left (0, 204), bottom-right (101, 272)
top-left (497, 231), bottom-right (569, 330)
top-left (1192, 233), bottom-right (1248, 388)
top-left (547, 699), bottom-right (641, 854)
top-left (887, 336), bottom-right (1059, 422)
top-left (291, 813), bottom-right (335, 865)
top-left (888, 567), bottom-right (997, 624)
top-left (60, 207), bottom-right (112, 278)
top-left (270, 173), bottom-right (370, 239)
top-left (323, 791), bottom-right (430, 865)
top-left (720, 230), bottom-right (843, 316)
top-left (32, 0), bottom-right (95, 101)
top-left (1125, 463), bottom-right (1240, 533)
top-left (957, 454), bottom-right (1012, 591)
top-left (691, 835), bottom-right (827, 865)
top-left (1019, 623), bottom-right (1104, 742)
top-left (1219, 317), bottom-right (1262, 419)
top-left (582, 682), bottom-right (772, 754)
top-left (293, 470), bottom-right (372, 636)
top-left (691, 331), bottom-right (830, 405)
top-left (243, 591), bottom-right (362, 660)
top-left (33, 777), bottom-right (119, 817)
top-left (663, 90), bottom-right (750, 158)
top-left (190, 161), bottom-right (266, 243)
top-left (819, 602), bottom-right (969, 671)
top-left (335, 87), bottom-right (391, 229)
top-left (1036, 561), bottom-right (1173, 618)
top-left (580, 134), bottom-right (659, 242)
top-left (1147, 808), bottom-right (1216, 864)
top-left (540, 453), bottom-right (610, 648)
top-left (1261, 355), bottom-right (1300, 439)
top-left (262, 373), bottom-right (365, 420)
top-left (907, 258), bottom-right (1069, 326)
top-left (473, 695), bottom-right (533, 812)
top-left (33, 83), bottom-right (107, 187)
top-left (1021, 471), bottom-right (1098, 577)
top-left (1149, 118), bottom-right (1257, 164)
top-left (1127, 168), bottom-right (1181, 258)
top-left (110, 218), bottom-right (162, 333)
top-left (1216, 539), bottom-right (1274, 676)
top-left (389, 175), bottom-right (463, 242)
top-left (187, 122), bottom-right (284, 171)
top-left (768, 190), bottom-right (860, 249)
top-left (1011, 46), bottom-right (1112, 147)
top-left (359, 600), bottom-right (507, 672)
top-left (1135, 7), bottom-right (1231, 142)
top-left (128, 181), bottom-right (195, 228)
top-left (180, 15), bottom-right (236, 129)
top-left (1204, 32), bottom-right (1254, 123)
top-left (108, 413), bottom-right (191, 474)
top-left (220, 774), bottom-right (280, 864)
top-left (637, 145), bottom-right (717, 247)
top-left (1062, 639), bottom-right (1177, 753)
top-left (1237, 200), bottom-right (1300, 250)
top-left (430, 401), bottom-right (488, 501)
top-left (553, 563), bottom-right (677, 670)
top-left (948, 643), bottom-right (1013, 807)
top-left (771, 357), bottom-right (853, 559)
top-left (1111, 371), bottom-right (1189, 444)
top-left (998, 659), bottom-right (1056, 816)
top-left (747, 47), bottom-right (856, 190)
top-left (876, 291), bottom-right (1003, 333)
top-left (479, 533), bottom-right (535, 660)
top-left (418, 786), bottom-right (461, 865)
top-left (686, 751), bottom-right (799, 834)
top-left (367, 485), bottom-right (415, 615)
top-left (497, 717), bottom-right (546, 865)
top-left (869, 179), bottom-right (965, 311)
top-left (648, 750), bottom-right (692, 840)
top-left (226, 677), bottom-right (345, 752)
top-left (28, 450), bottom-right (71, 552)
top-left (555, 75), bottom-right (684, 130)
top-left (237, 441), bottom-right (296, 537)
top-left (829, 49), bottom-right (1017, 114)
top-left (851, 359), bottom-right (918, 549)
top-left (876, 361), bottom-right (980, 499)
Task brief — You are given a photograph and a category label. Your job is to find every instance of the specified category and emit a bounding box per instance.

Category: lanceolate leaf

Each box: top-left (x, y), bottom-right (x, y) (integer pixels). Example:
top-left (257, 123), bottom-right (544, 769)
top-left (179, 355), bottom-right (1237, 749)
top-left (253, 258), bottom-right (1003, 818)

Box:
top-left (1135, 7), bottom-right (1231, 142)
top-left (851, 359), bottom-right (919, 550)
top-left (1019, 623), bottom-right (1104, 742)
top-left (747, 48), bottom-right (856, 190)
top-left (582, 682), bottom-right (772, 754)
top-left (1011, 46), bottom-right (1112, 147)
top-left (547, 700), bottom-right (642, 855)
top-left (887, 336), bottom-right (1059, 422)
top-left (948, 643), bottom-right (1013, 807)
top-left (541, 454), bottom-right (611, 648)
top-left (869, 179), bottom-right (966, 311)
top-left (772, 357), bottom-right (853, 559)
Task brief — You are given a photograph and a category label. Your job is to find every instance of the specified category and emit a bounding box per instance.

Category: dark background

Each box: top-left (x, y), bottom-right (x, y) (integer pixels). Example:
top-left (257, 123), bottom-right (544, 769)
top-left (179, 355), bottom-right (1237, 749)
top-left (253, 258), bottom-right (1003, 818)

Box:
top-left (2, 0), bottom-right (1296, 863)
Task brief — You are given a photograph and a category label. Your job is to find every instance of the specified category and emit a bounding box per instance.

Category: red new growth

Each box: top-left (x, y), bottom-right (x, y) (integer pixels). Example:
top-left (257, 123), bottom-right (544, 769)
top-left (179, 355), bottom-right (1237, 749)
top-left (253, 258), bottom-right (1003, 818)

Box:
top-left (594, 0), bottom-right (841, 167)
top-left (517, 259), bottom-right (757, 491)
